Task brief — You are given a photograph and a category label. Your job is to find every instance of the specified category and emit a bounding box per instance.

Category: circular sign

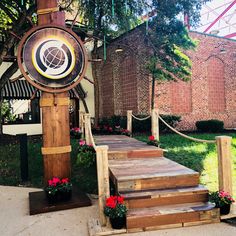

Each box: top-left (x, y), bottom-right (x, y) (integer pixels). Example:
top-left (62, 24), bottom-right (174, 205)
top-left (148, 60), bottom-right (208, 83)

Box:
top-left (17, 25), bottom-right (87, 93)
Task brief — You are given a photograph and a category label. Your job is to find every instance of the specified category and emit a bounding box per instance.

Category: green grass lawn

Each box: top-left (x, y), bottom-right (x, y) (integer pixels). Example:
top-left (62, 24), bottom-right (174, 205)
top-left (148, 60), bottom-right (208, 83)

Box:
top-left (135, 132), bottom-right (236, 197)
top-left (0, 138), bottom-right (80, 188)
top-left (1, 133), bottom-right (236, 198)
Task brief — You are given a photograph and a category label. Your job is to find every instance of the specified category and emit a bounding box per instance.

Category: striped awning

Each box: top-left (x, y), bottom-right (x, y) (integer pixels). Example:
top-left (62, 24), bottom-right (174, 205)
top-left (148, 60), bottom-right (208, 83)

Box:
top-left (2, 79), bottom-right (86, 99)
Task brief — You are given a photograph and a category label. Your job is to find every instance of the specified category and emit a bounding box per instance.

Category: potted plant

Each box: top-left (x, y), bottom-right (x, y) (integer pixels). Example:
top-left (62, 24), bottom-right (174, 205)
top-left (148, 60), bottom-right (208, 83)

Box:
top-left (77, 140), bottom-right (96, 168)
top-left (209, 190), bottom-right (235, 215)
top-left (104, 196), bottom-right (127, 229)
top-left (44, 177), bottom-right (61, 203)
top-left (70, 127), bottom-right (82, 139)
top-left (45, 177), bottom-right (73, 203)
top-left (147, 135), bottom-right (159, 147)
top-left (58, 178), bottom-right (73, 201)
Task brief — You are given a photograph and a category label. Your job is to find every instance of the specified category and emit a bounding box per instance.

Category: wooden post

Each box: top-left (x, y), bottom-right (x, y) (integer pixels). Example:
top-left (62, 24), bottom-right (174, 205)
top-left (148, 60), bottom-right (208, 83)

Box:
top-left (79, 111), bottom-right (85, 139)
top-left (17, 133), bottom-right (28, 182)
top-left (151, 109), bottom-right (159, 141)
top-left (127, 110), bottom-right (132, 135)
top-left (84, 113), bottom-right (91, 144)
top-left (95, 145), bottom-right (110, 226)
top-left (216, 136), bottom-right (233, 195)
top-left (37, 0), bottom-right (71, 183)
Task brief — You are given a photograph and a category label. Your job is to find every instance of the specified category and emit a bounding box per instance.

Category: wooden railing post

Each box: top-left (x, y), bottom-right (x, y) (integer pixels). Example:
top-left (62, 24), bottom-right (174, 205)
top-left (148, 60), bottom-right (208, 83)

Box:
top-left (152, 109), bottom-right (159, 141)
top-left (95, 145), bottom-right (110, 226)
top-left (84, 113), bottom-right (92, 144)
top-left (79, 111), bottom-right (85, 139)
top-left (216, 136), bottom-right (233, 195)
top-left (127, 110), bottom-right (132, 135)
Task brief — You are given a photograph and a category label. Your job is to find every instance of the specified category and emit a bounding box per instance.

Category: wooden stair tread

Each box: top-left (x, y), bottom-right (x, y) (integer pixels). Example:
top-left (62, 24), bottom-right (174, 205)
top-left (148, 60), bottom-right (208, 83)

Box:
top-left (121, 185), bottom-right (208, 199)
top-left (95, 135), bottom-right (160, 151)
top-left (109, 157), bottom-right (198, 181)
top-left (127, 202), bottom-right (215, 217)
top-left (127, 202), bottom-right (219, 230)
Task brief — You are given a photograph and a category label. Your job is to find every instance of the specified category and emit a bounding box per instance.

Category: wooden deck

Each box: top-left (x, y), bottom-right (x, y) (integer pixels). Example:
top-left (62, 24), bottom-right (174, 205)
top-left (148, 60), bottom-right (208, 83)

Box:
top-left (94, 135), bottom-right (219, 232)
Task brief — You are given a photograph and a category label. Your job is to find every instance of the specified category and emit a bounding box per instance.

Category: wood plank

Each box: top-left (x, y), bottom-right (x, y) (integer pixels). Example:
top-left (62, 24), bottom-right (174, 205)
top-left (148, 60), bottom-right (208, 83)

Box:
top-left (126, 192), bottom-right (208, 209)
top-left (41, 145), bottom-right (71, 155)
top-left (95, 135), bottom-right (163, 159)
top-left (127, 202), bottom-right (217, 229)
top-left (109, 157), bottom-right (199, 191)
top-left (29, 187), bottom-right (91, 215)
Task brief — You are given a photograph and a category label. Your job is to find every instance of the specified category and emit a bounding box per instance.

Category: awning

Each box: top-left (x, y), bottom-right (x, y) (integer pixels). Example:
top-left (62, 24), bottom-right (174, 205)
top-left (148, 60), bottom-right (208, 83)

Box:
top-left (2, 79), bottom-right (86, 100)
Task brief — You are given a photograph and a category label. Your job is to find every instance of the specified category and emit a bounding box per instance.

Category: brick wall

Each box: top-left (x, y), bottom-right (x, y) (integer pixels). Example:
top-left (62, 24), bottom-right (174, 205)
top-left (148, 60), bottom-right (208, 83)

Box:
top-left (156, 32), bottom-right (236, 130)
top-left (96, 28), bottom-right (236, 130)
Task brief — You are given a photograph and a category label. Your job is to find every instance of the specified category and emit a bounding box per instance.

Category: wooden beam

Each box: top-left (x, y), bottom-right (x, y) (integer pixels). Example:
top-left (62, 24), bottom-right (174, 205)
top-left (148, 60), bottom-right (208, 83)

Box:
top-left (216, 136), bottom-right (233, 195)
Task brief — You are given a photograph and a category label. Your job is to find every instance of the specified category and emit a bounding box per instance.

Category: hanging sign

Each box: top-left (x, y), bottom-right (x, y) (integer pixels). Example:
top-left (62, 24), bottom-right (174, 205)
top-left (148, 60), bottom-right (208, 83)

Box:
top-left (17, 25), bottom-right (87, 93)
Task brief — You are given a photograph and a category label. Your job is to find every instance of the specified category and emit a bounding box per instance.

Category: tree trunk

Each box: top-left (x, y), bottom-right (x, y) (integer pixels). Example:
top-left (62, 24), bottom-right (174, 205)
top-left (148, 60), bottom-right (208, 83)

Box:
top-left (151, 75), bottom-right (156, 110)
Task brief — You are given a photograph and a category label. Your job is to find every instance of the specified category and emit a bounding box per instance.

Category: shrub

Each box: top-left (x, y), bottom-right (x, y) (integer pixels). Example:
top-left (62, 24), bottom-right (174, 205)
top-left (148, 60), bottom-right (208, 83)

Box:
top-left (96, 114), bottom-right (181, 134)
top-left (73, 141), bottom-right (97, 194)
top-left (159, 114), bottom-right (181, 133)
top-left (196, 119), bottom-right (224, 132)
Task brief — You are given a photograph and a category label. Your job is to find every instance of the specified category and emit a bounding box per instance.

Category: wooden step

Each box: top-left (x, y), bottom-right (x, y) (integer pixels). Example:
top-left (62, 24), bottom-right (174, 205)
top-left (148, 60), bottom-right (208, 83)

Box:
top-left (95, 135), bottom-right (163, 159)
top-left (121, 185), bottom-right (208, 209)
top-left (109, 157), bottom-right (199, 192)
top-left (127, 202), bottom-right (219, 231)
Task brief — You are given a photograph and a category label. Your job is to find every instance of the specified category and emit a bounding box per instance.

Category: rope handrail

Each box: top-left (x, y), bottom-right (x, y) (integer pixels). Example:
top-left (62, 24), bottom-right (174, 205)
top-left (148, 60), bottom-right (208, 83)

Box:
top-left (132, 114), bottom-right (151, 121)
top-left (158, 115), bottom-right (216, 144)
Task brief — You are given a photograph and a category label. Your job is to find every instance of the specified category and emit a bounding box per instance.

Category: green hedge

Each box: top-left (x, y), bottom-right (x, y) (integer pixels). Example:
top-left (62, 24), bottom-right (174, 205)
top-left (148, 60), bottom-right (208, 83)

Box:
top-left (97, 114), bottom-right (181, 134)
top-left (195, 119), bottom-right (224, 132)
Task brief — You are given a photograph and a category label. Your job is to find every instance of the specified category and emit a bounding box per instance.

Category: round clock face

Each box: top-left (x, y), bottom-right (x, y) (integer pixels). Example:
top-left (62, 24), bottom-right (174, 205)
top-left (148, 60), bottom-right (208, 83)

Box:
top-left (18, 26), bottom-right (87, 92)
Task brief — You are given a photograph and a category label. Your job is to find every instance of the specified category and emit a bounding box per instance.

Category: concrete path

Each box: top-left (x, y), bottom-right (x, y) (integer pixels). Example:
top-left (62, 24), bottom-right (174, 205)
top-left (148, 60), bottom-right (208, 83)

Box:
top-left (0, 186), bottom-right (236, 236)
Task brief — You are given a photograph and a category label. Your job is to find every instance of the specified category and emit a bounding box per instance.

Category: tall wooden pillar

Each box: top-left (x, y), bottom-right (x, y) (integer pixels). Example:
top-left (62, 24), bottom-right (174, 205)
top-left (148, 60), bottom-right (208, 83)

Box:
top-left (37, 0), bottom-right (71, 182)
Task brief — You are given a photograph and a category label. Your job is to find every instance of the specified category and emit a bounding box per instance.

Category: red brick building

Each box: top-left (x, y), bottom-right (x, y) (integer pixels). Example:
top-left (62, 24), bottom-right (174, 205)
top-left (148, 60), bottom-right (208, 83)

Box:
top-left (95, 26), bottom-right (236, 130)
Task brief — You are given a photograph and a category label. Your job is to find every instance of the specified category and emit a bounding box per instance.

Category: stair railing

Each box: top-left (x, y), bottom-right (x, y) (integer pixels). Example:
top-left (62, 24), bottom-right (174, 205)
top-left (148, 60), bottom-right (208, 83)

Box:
top-left (158, 114), bottom-right (233, 196)
top-left (127, 109), bottom-right (159, 141)
top-left (82, 113), bottom-right (110, 226)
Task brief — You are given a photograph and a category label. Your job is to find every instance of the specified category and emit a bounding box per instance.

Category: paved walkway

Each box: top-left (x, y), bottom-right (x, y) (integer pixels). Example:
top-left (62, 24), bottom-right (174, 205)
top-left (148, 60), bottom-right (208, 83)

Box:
top-left (0, 186), bottom-right (236, 236)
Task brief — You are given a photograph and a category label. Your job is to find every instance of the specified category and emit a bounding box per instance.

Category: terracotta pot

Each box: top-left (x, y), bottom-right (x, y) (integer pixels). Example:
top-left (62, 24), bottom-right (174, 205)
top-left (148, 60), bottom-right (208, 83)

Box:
top-left (110, 217), bottom-right (126, 229)
top-left (220, 204), bottom-right (231, 215)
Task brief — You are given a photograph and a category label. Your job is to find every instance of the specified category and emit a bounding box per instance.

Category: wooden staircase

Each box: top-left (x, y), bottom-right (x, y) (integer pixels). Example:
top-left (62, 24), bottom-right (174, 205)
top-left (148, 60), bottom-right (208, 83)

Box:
top-left (95, 135), bottom-right (220, 232)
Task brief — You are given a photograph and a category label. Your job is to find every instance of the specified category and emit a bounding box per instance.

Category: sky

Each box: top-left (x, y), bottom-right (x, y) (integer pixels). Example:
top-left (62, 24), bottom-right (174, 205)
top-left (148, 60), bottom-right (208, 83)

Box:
top-left (195, 0), bottom-right (236, 39)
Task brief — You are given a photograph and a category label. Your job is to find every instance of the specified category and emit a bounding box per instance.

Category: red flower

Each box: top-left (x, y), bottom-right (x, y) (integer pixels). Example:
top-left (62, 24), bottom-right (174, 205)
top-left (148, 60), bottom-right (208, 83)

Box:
top-left (149, 135), bottom-right (155, 141)
top-left (106, 196), bottom-right (117, 208)
top-left (117, 196), bottom-right (124, 204)
top-left (61, 178), bottom-right (69, 184)
top-left (108, 127), bottom-right (113, 132)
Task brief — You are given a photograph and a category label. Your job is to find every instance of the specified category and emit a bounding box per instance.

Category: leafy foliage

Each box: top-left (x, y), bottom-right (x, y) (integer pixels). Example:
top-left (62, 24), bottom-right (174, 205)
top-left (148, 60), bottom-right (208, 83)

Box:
top-left (104, 196), bottom-right (127, 218)
top-left (196, 120), bottom-right (224, 132)
top-left (76, 141), bottom-right (96, 168)
top-left (1, 100), bottom-right (16, 123)
top-left (75, 0), bottom-right (150, 38)
top-left (209, 191), bottom-right (235, 208)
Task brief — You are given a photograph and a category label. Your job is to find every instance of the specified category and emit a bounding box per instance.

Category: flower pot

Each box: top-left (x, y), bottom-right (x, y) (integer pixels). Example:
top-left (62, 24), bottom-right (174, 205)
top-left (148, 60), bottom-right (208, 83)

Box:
top-left (220, 204), bottom-right (231, 215)
top-left (110, 217), bottom-right (126, 229)
top-left (45, 192), bottom-right (58, 204)
top-left (59, 190), bottom-right (72, 201)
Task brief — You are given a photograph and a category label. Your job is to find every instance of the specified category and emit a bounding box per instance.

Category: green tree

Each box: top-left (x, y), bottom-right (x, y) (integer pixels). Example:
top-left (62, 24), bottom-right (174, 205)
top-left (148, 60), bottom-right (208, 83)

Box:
top-left (0, 0), bottom-right (75, 134)
top-left (76, 0), bottom-right (151, 124)
top-left (0, 0), bottom-right (37, 134)
top-left (146, 0), bottom-right (210, 109)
